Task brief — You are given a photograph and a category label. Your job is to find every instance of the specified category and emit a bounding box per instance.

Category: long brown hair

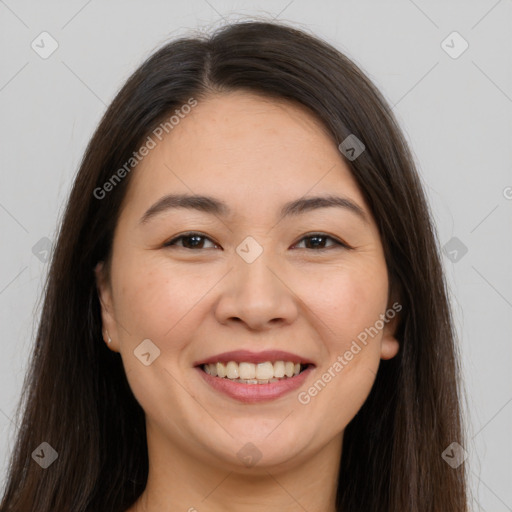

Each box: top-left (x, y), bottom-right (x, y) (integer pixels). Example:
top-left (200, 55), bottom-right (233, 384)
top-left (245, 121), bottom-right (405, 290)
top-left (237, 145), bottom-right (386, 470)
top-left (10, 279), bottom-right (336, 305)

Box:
top-left (0, 19), bottom-right (469, 511)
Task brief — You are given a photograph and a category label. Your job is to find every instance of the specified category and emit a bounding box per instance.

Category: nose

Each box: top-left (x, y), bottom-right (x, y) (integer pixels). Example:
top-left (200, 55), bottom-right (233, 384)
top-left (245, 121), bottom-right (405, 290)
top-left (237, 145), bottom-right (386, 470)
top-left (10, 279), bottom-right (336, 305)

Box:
top-left (214, 248), bottom-right (299, 331)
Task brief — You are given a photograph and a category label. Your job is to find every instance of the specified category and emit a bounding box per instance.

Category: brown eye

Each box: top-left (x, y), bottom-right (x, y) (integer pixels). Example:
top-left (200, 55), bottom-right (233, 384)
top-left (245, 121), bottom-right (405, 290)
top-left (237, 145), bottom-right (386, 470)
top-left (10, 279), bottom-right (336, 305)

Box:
top-left (164, 232), bottom-right (218, 250)
top-left (293, 233), bottom-right (348, 250)
top-left (163, 232), bottom-right (350, 251)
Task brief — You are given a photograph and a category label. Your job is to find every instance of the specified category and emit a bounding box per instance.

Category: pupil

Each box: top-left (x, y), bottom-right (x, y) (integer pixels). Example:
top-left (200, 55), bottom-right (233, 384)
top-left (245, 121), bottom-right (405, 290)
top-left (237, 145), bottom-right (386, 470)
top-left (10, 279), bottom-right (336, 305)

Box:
top-left (185, 235), bottom-right (202, 248)
top-left (308, 236), bottom-right (325, 249)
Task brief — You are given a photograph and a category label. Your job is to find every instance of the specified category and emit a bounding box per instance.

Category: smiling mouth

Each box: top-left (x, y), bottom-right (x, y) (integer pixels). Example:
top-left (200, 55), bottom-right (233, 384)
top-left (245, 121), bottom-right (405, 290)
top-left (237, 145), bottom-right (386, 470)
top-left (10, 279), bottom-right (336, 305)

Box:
top-left (200, 361), bottom-right (312, 384)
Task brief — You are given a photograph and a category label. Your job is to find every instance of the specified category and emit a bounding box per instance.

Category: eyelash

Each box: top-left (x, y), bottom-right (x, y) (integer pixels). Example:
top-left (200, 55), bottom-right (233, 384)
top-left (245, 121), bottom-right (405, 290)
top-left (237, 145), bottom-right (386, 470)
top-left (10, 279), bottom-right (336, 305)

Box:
top-left (163, 231), bottom-right (351, 251)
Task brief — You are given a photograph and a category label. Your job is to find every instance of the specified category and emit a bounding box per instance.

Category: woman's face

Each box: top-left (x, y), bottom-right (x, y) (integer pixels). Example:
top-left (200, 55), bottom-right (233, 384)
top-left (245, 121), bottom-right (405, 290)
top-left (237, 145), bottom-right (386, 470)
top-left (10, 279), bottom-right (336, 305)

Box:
top-left (96, 90), bottom-right (399, 472)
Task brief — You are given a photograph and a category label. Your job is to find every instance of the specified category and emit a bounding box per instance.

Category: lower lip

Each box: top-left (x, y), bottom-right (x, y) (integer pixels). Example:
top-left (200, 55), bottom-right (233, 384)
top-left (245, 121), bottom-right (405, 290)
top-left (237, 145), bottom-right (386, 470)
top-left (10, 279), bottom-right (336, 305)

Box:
top-left (196, 366), bottom-right (314, 403)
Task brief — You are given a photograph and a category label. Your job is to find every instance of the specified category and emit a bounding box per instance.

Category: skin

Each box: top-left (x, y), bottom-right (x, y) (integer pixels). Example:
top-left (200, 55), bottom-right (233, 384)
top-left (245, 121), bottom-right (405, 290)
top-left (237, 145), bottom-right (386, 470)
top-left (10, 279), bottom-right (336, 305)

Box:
top-left (95, 90), bottom-right (400, 512)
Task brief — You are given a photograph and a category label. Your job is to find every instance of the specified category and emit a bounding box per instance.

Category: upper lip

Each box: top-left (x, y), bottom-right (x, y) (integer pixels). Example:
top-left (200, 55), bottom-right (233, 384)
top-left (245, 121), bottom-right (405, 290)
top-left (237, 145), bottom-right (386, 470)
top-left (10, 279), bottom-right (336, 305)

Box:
top-left (193, 350), bottom-right (316, 366)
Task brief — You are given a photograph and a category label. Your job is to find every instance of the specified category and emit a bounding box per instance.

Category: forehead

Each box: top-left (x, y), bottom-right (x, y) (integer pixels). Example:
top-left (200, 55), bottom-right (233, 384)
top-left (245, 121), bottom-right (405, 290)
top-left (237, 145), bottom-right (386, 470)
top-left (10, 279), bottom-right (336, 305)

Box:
top-left (120, 90), bottom-right (369, 222)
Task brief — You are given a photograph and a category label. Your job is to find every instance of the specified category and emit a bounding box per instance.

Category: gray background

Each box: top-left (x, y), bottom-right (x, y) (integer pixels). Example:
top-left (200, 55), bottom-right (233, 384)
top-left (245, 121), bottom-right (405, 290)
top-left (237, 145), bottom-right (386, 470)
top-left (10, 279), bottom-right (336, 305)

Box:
top-left (1, 1), bottom-right (511, 510)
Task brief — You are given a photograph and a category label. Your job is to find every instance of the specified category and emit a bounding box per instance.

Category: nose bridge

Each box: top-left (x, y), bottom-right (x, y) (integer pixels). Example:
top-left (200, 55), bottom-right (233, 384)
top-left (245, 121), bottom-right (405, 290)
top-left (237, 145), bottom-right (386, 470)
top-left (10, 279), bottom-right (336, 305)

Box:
top-left (215, 235), bottom-right (298, 329)
top-left (234, 235), bottom-right (283, 302)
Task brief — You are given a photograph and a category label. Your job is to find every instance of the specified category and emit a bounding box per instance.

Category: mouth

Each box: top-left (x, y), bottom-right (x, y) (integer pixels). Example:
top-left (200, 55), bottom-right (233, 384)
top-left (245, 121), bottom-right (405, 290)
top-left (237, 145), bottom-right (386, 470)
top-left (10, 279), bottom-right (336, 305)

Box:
top-left (193, 350), bottom-right (315, 403)
top-left (200, 360), bottom-right (312, 384)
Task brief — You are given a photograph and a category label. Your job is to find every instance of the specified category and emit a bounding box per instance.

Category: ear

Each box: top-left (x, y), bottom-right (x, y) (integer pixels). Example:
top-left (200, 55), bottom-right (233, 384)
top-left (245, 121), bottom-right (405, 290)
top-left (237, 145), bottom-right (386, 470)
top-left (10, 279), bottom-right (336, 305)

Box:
top-left (94, 261), bottom-right (120, 352)
top-left (380, 302), bottom-right (401, 360)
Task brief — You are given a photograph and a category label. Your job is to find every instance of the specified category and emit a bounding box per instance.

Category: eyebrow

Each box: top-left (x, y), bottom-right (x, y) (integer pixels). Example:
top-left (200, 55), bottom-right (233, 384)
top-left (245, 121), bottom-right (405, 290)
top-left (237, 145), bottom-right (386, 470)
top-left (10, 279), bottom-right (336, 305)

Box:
top-left (139, 193), bottom-right (369, 225)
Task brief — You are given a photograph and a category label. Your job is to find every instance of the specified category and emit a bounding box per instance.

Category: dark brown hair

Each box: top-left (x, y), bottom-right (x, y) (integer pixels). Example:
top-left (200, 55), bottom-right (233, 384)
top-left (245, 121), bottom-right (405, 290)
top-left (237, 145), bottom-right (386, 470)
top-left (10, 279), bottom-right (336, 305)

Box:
top-left (0, 19), bottom-right (468, 511)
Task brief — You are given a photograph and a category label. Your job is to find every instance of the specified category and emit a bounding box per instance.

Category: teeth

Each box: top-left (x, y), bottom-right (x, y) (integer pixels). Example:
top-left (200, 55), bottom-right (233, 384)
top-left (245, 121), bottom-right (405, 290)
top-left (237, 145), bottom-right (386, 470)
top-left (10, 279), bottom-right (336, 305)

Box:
top-left (273, 360), bottom-right (285, 378)
top-left (216, 362), bottom-right (226, 378)
top-left (226, 361), bottom-right (239, 379)
top-left (239, 362), bottom-right (256, 380)
top-left (204, 360), bottom-right (305, 382)
top-left (256, 362), bottom-right (274, 380)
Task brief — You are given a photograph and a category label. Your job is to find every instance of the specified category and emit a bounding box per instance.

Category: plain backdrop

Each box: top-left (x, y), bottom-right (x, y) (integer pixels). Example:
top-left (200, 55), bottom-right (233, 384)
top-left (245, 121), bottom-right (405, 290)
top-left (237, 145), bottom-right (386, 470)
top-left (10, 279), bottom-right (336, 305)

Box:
top-left (0, 1), bottom-right (511, 510)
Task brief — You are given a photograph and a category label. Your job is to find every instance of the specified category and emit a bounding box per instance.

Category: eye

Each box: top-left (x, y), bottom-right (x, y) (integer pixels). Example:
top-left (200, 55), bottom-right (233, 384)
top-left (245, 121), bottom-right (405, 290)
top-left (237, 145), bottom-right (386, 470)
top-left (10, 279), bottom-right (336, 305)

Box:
top-left (163, 232), bottom-right (219, 250)
top-left (292, 233), bottom-right (350, 251)
top-left (163, 232), bottom-right (351, 251)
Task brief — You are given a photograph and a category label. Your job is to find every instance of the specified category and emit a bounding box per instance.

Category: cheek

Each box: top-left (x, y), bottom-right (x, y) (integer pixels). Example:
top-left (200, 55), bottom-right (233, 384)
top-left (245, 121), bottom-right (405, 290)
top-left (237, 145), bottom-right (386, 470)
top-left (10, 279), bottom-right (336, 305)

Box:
top-left (113, 255), bottom-right (220, 348)
top-left (301, 261), bottom-right (389, 348)
top-left (298, 263), bottom-right (388, 425)
top-left (295, 272), bottom-right (387, 436)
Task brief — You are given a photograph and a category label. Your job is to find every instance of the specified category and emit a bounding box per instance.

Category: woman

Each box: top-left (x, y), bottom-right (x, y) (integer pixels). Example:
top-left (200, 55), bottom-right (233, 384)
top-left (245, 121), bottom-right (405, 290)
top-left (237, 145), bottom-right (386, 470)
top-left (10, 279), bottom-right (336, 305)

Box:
top-left (0, 19), bottom-right (469, 511)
